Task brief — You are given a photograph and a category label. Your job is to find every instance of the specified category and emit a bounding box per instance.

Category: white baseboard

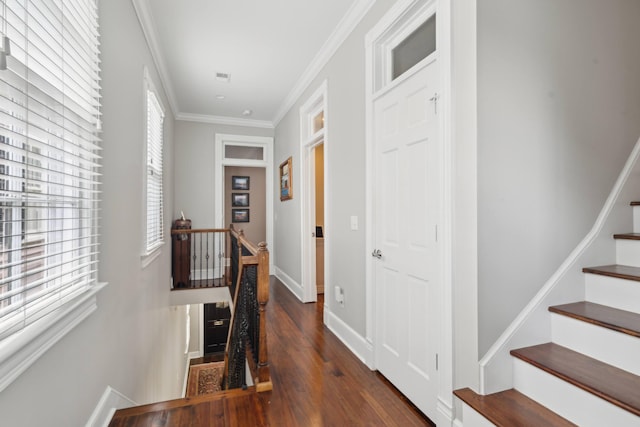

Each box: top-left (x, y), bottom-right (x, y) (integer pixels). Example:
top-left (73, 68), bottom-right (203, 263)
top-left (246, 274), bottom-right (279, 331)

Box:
top-left (274, 267), bottom-right (304, 302)
top-left (85, 386), bottom-right (137, 427)
top-left (324, 306), bottom-right (373, 367)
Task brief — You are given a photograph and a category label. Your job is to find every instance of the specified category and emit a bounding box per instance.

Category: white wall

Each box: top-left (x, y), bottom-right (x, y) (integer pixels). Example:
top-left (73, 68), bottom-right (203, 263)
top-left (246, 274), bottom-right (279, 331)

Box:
top-left (173, 120), bottom-right (273, 228)
top-left (0, 1), bottom-right (188, 425)
top-left (477, 0), bottom-right (640, 355)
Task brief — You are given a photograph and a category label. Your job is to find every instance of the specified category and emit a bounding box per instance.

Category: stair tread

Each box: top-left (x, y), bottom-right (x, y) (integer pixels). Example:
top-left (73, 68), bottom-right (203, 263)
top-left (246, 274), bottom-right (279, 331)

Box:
top-left (549, 301), bottom-right (640, 338)
top-left (454, 387), bottom-right (576, 427)
top-left (511, 343), bottom-right (640, 416)
top-left (582, 264), bottom-right (640, 282)
top-left (614, 233), bottom-right (640, 240)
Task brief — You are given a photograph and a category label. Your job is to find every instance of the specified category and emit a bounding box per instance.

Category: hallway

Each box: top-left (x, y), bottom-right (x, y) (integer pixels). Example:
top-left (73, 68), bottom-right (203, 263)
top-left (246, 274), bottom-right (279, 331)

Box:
top-left (258, 277), bottom-right (434, 425)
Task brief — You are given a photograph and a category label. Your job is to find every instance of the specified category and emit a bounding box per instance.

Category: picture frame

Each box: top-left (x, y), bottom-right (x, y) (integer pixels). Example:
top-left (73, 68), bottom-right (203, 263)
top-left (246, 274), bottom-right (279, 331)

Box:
top-left (279, 157), bottom-right (293, 201)
top-left (231, 193), bottom-right (249, 207)
top-left (231, 176), bottom-right (250, 190)
top-left (232, 208), bottom-right (250, 223)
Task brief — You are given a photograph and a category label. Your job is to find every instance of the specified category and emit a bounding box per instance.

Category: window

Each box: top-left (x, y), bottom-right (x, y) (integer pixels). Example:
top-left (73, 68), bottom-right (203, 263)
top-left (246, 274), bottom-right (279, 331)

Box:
top-left (144, 74), bottom-right (164, 255)
top-left (0, 0), bottom-right (101, 382)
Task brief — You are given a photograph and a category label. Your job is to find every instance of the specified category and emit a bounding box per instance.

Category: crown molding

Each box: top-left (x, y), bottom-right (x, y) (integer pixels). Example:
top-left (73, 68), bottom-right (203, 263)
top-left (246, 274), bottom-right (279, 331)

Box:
top-left (176, 112), bottom-right (274, 129)
top-left (131, 0), bottom-right (179, 118)
top-left (271, 0), bottom-right (376, 126)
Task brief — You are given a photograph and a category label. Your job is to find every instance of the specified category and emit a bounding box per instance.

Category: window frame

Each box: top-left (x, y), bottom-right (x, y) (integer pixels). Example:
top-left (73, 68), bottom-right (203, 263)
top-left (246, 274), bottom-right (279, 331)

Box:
top-left (141, 67), bottom-right (165, 266)
top-left (0, 0), bottom-right (106, 392)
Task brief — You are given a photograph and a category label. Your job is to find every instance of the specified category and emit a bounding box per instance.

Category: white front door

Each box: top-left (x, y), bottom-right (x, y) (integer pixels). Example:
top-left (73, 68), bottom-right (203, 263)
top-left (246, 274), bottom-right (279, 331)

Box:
top-left (373, 58), bottom-right (441, 420)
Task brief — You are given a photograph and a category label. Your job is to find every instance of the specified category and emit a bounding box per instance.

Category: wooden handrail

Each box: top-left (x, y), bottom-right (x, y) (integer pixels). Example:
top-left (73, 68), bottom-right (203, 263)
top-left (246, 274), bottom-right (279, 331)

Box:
top-left (225, 224), bottom-right (272, 392)
top-left (170, 228), bottom-right (229, 235)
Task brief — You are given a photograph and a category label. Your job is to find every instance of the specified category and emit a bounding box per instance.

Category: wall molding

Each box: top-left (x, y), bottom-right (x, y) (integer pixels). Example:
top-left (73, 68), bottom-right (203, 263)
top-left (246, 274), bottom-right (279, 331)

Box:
top-left (324, 307), bottom-right (374, 368)
top-left (272, 0), bottom-right (376, 125)
top-left (176, 112), bottom-right (274, 129)
top-left (85, 386), bottom-right (137, 427)
top-left (274, 267), bottom-right (304, 302)
top-left (131, 0), bottom-right (178, 117)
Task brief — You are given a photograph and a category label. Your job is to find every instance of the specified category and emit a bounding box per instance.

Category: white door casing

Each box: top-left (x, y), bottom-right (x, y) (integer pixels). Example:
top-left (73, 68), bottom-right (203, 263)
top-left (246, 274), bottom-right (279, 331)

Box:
top-left (366, 0), bottom-right (454, 424)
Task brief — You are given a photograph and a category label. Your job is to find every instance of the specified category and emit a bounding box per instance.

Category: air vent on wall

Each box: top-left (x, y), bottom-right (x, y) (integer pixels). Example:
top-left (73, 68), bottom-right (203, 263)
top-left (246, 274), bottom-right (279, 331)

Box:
top-left (216, 72), bottom-right (231, 82)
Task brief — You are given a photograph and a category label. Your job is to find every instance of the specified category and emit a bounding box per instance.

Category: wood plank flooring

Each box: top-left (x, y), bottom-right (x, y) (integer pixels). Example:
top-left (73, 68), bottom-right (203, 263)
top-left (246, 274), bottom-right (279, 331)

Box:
top-left (110, 276), bottom-right (433, 426)
top-left (257, 277), bottom-right (434, 426)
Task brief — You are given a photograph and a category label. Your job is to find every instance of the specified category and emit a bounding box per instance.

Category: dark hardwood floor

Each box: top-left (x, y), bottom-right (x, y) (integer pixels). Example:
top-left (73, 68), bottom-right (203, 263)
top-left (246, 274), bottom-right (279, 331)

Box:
top-left (110, 277), bottom-right (434, 426)
top-left (257, 276), bottom-right (434, 426)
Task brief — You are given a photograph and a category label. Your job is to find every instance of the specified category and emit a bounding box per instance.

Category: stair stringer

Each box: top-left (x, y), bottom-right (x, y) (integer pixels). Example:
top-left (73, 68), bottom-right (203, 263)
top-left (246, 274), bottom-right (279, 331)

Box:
top-left (479, 136), bottom-right (640, 395)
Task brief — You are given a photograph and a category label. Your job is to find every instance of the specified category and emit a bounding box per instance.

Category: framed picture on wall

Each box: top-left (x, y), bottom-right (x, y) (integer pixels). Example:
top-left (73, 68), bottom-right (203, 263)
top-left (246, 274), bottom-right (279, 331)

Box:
top-left (231, 193), bottom-right (250, 207)
top-left (231, 176), bottom-right (250, 190)
top-left (279, 157), bottom-right (293, 201)
top-left (232, 208), bottom-right (250, 223)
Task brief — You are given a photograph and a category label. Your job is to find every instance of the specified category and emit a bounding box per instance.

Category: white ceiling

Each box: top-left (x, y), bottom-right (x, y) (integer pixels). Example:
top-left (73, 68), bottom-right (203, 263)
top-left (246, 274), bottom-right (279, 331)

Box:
top-left (135, 0), bottom-right (368, 128)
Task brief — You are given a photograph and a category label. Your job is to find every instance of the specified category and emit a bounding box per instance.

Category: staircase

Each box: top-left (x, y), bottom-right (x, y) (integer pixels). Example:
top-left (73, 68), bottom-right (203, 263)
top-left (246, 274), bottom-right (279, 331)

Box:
top-left (456, 201), bottom-right (640, 426)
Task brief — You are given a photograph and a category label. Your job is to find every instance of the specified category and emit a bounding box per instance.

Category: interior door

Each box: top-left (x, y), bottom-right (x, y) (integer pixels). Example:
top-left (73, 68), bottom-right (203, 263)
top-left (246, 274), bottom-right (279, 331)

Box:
top-left (373, 59), bottom-right (441, 420)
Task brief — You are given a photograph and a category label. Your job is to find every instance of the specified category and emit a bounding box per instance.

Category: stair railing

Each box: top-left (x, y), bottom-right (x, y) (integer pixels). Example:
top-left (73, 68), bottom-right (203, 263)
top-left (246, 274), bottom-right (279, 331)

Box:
top-left (224, 224), bottom-right (272, 392)
top-left (170, 228), bottom-right (230, 288)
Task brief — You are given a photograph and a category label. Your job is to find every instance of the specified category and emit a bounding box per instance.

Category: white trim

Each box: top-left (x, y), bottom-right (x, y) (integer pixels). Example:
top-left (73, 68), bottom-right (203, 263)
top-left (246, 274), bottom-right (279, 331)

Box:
top-left (324, 307), bottom-right (374, 367)
top-left (274, 267), bottom-right (304, 301)
top-left (0, 282), bottom-right (108, 393)
top-left (299, 81), bottom-right (329, 303)
top-left (176, 112), bottom-right (274, 129)
top-left (140, 242), bottom-right (164, 269)
top-left (479, 135), bottom-right (640, 394)
top-left (272, 0), bottom-right (376, 125)
top-left (131, 0), bottom-right (178, 118)
top-left (85, 386), bottom-right (137, 427)
top-left (365, 0), bottom-right (454, 420)
top-left (214, 134), bottom-right (274, 274)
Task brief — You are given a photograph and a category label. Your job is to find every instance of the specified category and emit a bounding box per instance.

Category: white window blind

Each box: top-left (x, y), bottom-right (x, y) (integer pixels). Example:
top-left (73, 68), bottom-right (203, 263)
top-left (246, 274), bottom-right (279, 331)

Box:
top-left (145, 87), bottom-right (163, 253)
top-left (0, 0), bottom-right (101, 341)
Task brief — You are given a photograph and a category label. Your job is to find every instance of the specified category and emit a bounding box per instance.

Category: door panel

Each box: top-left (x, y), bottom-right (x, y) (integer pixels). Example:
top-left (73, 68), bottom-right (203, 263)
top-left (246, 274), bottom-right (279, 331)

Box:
top-left (374, 58), bottom-right (441, 420)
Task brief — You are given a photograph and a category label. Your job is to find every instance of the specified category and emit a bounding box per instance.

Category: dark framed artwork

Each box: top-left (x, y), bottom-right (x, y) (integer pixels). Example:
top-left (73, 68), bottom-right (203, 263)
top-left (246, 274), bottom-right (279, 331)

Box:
top-left (279, 157), bottom-right (293, 201)
top-left (232, 208), bottom-right (250, 223)
top-left (231, 175), bottom-right (250, 190)
top-left (231, 193), bottom-right (249, 207)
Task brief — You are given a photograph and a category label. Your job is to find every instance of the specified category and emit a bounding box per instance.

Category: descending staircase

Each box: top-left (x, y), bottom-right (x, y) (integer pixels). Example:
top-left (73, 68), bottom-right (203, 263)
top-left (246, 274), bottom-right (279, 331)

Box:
top-left (456, 201), bottom-right (640, 426)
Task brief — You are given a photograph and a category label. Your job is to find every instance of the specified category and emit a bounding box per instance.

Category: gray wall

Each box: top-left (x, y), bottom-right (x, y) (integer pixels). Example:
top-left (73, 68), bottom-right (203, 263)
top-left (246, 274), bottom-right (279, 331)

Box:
top-left (0, 1), bottom-right (188, 425)
top-left (173, 120), bottom-right (273, 228)
top-left (477, 0), bottom-right (640, 355)
top-left (274, 0), bottom-right (396, 338)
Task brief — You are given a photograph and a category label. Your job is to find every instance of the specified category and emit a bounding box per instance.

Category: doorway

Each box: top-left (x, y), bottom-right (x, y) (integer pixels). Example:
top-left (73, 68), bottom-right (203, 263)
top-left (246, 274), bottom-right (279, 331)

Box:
top-left (365, 0), bottom-right (453, 423)
top-left (300, 81), bottom-right (328, 303)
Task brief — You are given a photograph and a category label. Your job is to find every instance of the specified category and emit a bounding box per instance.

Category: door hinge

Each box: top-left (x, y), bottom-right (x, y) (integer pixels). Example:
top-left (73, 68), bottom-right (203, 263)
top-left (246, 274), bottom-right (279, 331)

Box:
top-left (436, 353), bottom-right (439, 370)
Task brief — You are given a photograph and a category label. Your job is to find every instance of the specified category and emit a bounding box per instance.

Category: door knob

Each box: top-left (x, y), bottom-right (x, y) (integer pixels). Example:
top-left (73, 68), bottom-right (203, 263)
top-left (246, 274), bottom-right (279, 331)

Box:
top-left (371, 249), bottom-right (382, 259)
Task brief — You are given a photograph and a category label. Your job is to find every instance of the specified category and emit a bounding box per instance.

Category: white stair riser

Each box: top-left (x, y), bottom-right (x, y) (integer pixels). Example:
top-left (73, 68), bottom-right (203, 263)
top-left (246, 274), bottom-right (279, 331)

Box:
top-left (634, 205), bottom-right (640, 233)
top-left (513, 358), bottom-right (640, 427)
top-left (585, 274), bottom-right (640, 314)
top-left (551, 314), bottom-right (640, 376)
top-left (459, 402), bottom-right (496, 427)
top-left (616, 239), bottom-right (640, 267)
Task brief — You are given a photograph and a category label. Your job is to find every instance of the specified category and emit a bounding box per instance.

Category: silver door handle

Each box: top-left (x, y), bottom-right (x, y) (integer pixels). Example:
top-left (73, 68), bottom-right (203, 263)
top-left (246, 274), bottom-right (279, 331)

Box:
top-left (371, 249), bottom-right (382, 259)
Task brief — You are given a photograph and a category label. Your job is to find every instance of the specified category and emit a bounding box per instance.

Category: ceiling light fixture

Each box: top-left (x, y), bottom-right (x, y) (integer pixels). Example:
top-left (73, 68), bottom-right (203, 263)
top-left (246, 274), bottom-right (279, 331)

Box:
top-left (242, 109), bottom-right (252, 116)
top-left (216, 95), bottom-right (225, 100)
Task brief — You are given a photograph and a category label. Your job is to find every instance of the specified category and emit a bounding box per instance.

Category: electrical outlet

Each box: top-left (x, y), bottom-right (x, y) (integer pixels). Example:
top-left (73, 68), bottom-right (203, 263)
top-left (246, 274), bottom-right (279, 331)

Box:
top-left (334, 285), bottom-right (345, 307)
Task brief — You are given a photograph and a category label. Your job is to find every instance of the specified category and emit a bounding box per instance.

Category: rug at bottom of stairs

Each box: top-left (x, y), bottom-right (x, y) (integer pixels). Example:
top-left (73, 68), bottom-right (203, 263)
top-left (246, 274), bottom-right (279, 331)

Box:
top-left (186, 361), bottom-right (225, 397)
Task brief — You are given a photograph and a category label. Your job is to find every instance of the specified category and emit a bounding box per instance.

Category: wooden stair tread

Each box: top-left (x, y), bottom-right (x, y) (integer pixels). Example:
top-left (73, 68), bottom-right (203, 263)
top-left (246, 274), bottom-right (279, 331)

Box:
top-left (613, 233), bottom-right (640, 240)
top-left (511, 343), bottom-right (640, 416)
top-left (454, 387), bottom-right (575, 426)
top-left (582, 264), bottom-right (640, 282)
top-left (109, 387), bottom-right (268, 427)
top-left (549, 301), bottom-right (640, 338)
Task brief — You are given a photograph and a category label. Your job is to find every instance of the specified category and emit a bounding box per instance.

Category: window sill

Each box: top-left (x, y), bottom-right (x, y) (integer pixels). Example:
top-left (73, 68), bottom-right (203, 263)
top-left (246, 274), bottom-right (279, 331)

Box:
top-left (141, 241), bottom-right (165, 269)
top-left (0, 282), bottom-right (108, 393)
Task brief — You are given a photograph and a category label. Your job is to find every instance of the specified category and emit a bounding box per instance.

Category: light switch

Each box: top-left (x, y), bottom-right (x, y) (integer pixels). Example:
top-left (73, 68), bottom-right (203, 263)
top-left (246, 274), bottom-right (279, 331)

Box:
top-left (350, 215), bottom-right (358, 230)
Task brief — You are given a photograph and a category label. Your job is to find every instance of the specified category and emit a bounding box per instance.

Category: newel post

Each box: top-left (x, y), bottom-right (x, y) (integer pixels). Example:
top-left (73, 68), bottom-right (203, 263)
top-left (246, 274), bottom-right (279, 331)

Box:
top-left (256, 241), bottom-right (272, 391)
